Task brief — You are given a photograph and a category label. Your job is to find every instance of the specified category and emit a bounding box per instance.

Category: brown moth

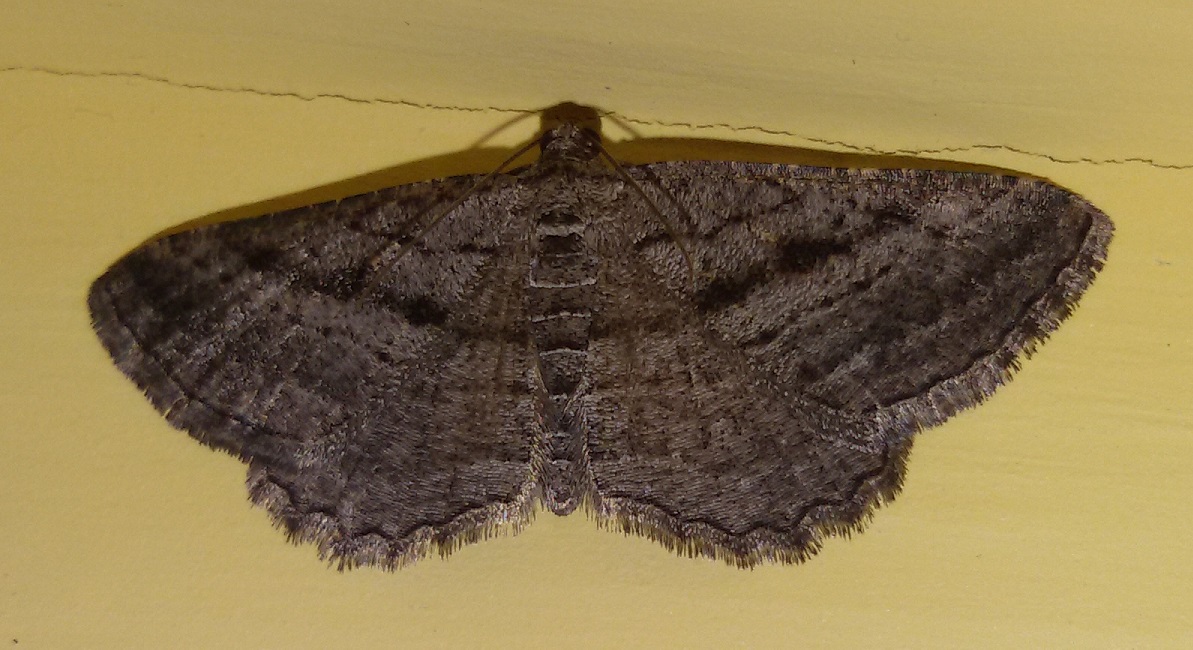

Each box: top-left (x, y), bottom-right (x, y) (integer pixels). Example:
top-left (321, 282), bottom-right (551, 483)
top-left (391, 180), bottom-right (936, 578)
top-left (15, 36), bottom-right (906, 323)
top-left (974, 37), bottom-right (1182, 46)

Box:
top-left (89, 104), bottom-right (1112, 568)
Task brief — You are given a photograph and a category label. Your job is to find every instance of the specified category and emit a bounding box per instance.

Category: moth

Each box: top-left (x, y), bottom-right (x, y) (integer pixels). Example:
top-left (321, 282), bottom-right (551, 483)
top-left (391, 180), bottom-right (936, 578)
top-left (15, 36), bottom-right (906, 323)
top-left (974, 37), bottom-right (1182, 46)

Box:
top-left (89, 103), bottom-right (1112, 567)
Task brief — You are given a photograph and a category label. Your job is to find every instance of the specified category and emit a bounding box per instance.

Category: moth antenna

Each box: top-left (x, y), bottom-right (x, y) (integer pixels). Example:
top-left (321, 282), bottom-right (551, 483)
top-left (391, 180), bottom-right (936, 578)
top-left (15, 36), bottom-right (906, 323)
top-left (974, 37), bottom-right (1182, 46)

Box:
top-left (593, 110), bottom-right (645, 140)
top-left (467, 110), bottom-right (540, 149)
top-left (590, 135), bottom-right (701, 290)
top-left (360, 136), bottom-right (542, 296)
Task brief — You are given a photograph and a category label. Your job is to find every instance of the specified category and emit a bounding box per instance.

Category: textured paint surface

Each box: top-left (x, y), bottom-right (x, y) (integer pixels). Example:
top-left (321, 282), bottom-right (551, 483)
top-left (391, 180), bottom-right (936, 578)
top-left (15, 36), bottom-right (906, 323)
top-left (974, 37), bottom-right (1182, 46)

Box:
top-left (2, 2), bottom-right (1192, 648)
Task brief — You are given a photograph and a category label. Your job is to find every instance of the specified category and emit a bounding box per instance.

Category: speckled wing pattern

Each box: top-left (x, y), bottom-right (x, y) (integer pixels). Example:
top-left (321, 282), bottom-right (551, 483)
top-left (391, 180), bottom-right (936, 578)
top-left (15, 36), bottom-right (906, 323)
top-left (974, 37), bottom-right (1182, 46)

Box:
top-left (89, 177), bottom-right (548, 567)
top-left (88, 111), bottom-right (1112, 568)
top-left (585, 161), bottom-right (1111, 563)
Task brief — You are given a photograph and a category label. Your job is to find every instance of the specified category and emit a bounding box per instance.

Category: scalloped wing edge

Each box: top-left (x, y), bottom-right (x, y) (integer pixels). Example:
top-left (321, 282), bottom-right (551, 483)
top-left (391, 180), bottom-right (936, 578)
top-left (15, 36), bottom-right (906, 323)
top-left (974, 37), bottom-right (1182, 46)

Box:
top-left (87, 188), bottom-right (1111, 570)
top-left (582, 196), bottom-right (1112, 568)
top-left (88, 276), bottom-right (544, 570)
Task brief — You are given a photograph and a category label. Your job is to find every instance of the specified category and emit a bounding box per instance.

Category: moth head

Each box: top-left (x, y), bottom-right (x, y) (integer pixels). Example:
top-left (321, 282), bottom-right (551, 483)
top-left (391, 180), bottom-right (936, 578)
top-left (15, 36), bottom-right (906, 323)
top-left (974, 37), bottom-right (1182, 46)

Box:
top-left (539, 123), bottom-right (602, 164)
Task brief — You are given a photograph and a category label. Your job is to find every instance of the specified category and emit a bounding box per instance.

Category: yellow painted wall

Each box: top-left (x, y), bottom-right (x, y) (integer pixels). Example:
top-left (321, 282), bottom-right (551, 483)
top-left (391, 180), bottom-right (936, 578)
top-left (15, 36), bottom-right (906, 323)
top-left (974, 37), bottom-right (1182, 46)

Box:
top-left (2, 2), bottom-right (1191, 647)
